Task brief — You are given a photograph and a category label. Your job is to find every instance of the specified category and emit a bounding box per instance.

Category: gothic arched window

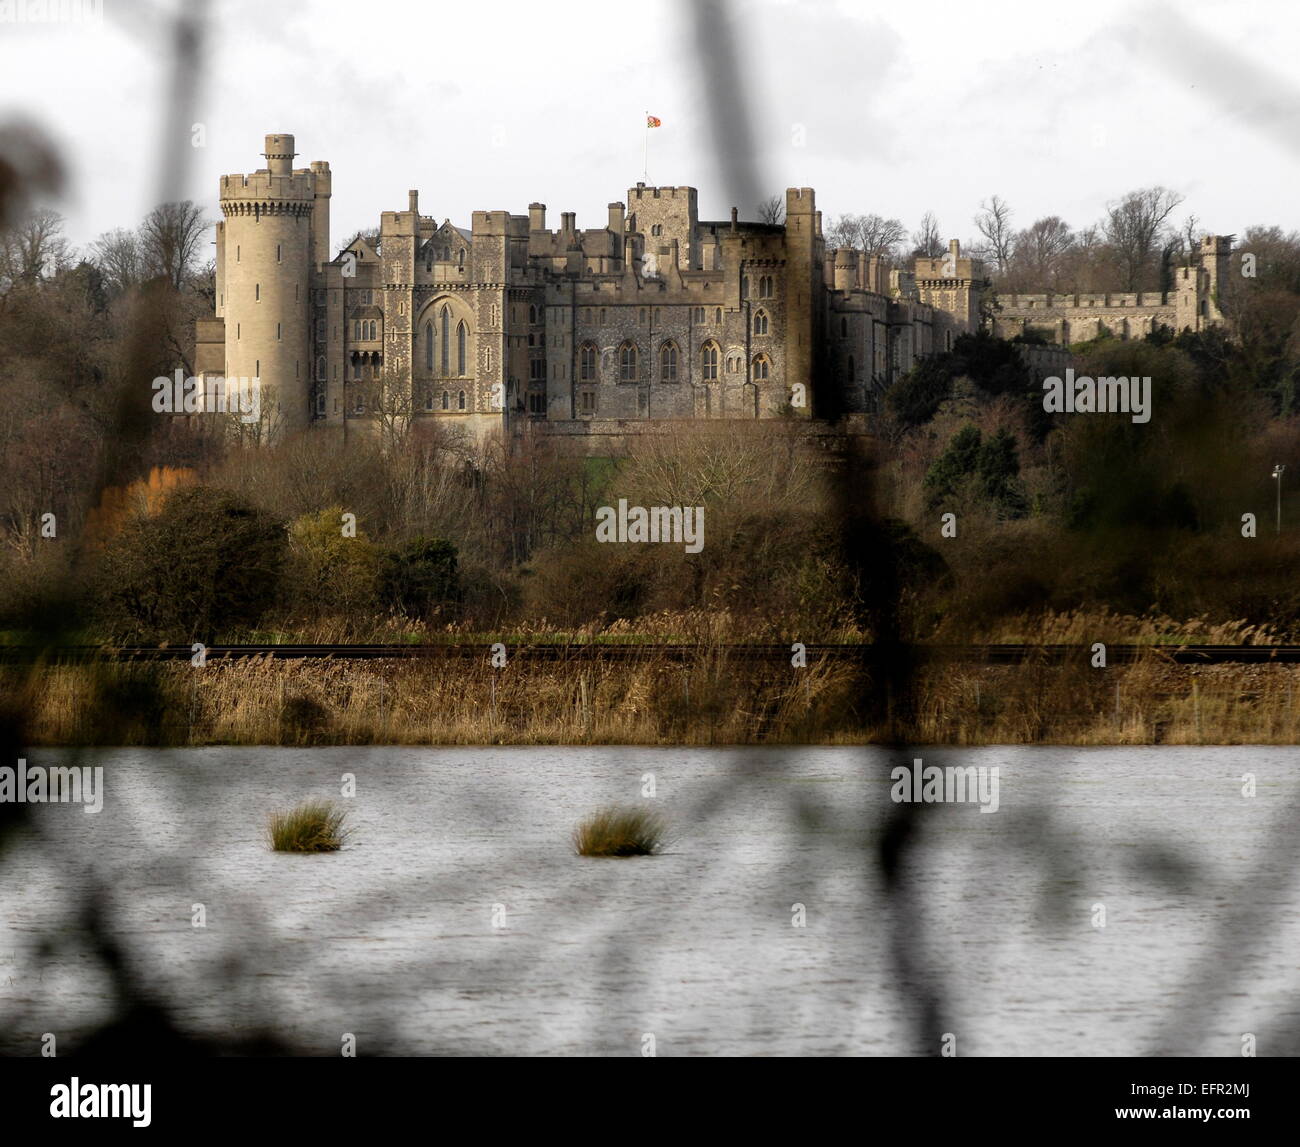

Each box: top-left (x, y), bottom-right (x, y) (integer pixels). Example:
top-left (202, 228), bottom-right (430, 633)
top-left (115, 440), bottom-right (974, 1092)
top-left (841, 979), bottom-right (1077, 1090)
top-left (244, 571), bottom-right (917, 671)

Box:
top-left (700, 340), bottom-right (719, 381)
top-left (619, 341), bottom-right (639, 382)
top-left (659, 340), bottom-right (678, 382)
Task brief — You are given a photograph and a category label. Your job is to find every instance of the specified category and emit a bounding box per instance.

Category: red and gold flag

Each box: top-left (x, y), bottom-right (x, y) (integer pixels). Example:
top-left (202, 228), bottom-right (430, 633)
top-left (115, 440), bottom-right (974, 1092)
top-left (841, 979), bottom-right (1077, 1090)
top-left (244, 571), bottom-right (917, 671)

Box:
top-left (646, 115), bottom-right (662, 128)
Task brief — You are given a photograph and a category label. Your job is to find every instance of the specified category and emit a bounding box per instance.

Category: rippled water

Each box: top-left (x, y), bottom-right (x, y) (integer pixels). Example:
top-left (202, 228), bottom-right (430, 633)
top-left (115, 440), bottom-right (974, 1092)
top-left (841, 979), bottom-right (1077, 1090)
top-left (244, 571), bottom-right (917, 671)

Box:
top-left (1, 746), bottom-right (1297, 1056)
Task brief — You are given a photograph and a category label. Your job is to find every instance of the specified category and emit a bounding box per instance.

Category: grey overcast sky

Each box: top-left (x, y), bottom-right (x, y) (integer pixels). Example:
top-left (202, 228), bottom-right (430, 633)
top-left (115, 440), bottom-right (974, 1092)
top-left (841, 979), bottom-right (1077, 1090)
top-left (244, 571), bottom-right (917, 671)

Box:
top-left (4, 0), bottom-right (1299, 254)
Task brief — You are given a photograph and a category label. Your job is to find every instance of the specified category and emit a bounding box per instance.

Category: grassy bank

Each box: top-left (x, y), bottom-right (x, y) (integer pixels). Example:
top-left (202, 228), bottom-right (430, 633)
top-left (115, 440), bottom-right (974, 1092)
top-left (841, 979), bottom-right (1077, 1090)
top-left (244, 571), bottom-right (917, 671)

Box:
top-left (9, 648), bottom-right (1300, 746)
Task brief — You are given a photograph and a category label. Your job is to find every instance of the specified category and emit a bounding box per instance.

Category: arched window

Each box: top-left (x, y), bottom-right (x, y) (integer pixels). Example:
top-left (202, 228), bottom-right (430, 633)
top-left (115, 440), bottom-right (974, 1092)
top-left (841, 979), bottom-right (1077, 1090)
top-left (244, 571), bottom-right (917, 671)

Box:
top-left (441, 391), bottom-right (449, 410)
top-left (371, 320), bottom-right (378, 341)
top-left (752, 354), bottom-right (770, 380)
top-left (425, 390), bottom-right (434, 411)
top-left (759, 275), bottom-right (773, 298)
top-left (424, 322), bottom-right (434, 371)
top-left (651, 223), bottom-right (662, 236)
top-left (528, 304), bottom-right (537, 324)
top-left (840, 316), bottom-right (848, 337)
top-left (754, 309), bottom-right (768, 335)
top-left (727, 353), bottom-right (741, 374)
top-left (458, 249), bottom-right (465, 268)
top-left (352, 357), bottom-right (361, 380)
top-left (457, 390), bottom-right (466, 410)
top-left (701, 341), bottom-right (719, 381)
top-left (580, 343), bottom-right (598, 381)
top-left (440, 305), bottom-right (451, 374)
top-left (316, 356), bottom-right (326, 381)
top-left (715, 307), bottom-right (722, 323)
top-left (659, 340), bottom-right (678, 382)
top-left (619, 341), bottom-right (639, 382)
top-left (457, 321), bottom-right (467, 375)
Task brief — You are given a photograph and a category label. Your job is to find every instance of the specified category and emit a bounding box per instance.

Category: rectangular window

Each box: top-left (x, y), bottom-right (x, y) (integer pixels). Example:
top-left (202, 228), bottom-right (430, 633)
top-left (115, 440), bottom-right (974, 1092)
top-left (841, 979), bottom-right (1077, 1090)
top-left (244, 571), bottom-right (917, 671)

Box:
top-left (255, 283), bottom-right (260, 301)
top-left (276, 244), bottom-right (281, 263)
top-left (580, 389), bottom-right (596, 415)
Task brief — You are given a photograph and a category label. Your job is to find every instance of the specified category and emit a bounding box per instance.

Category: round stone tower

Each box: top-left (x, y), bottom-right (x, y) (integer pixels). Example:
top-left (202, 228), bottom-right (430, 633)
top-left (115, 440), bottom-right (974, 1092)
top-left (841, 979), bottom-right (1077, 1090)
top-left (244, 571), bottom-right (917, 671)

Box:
top-left (219, 133), bottom-right (317, 435)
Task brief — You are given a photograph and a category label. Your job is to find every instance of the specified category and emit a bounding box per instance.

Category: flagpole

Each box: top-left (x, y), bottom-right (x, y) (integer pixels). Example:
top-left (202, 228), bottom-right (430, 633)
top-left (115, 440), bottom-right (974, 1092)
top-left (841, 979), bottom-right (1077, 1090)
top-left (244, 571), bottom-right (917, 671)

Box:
top-left (643, 110), bottom-right (649, 182)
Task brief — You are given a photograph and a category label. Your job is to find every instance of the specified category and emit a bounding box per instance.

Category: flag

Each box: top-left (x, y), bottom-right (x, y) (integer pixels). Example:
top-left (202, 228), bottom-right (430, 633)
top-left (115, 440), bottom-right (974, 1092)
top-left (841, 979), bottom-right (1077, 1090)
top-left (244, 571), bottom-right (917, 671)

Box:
top-left (646, 115), bottom-right (662, 128)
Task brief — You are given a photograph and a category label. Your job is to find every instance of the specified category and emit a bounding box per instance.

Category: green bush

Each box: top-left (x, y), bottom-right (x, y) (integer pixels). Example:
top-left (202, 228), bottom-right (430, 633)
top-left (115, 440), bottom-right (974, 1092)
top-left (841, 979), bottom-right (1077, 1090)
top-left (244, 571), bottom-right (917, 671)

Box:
top-left (379, 538), bottom-right (461, 618)
top-left (97, 486), bottom-right (285, 642)
top-left (286, 506), bottom-right (380, 616)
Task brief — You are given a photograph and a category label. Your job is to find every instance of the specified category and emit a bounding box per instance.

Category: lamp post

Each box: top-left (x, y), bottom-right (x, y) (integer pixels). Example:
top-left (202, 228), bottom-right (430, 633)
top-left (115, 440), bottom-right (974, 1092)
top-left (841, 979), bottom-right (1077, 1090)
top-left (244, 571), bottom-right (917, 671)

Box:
top-left (1272, 464), bottom-right (1286, 535)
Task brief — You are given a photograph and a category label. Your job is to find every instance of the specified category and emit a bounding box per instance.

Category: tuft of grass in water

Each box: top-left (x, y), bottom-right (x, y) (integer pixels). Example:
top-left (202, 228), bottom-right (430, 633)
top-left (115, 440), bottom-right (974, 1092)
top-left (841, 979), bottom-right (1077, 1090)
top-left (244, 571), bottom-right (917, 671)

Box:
top-left (267, 799), bottom-right (351, 853)
top-left (572, 806), bottom-right (667, 857)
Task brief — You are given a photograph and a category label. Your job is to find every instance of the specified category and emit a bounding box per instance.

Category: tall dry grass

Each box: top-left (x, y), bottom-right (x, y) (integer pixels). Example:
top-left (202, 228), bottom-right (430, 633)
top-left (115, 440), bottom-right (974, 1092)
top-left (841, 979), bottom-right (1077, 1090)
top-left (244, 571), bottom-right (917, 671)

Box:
top-left (13, 644), bottom-right (1300, 745)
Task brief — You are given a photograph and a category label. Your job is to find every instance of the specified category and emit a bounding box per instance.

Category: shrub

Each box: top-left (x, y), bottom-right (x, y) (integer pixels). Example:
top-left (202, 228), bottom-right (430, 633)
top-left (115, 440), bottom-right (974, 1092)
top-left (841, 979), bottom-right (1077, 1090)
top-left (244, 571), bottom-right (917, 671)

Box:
top-left (572, 807), bottom-right (667, 857)
top-left (286, 506), bottom-right (380, 616)
top-left (96, 485), bottom-right (285, 642)
top-left (267, 799), bottom-right (350, 853)
top-left (379, 538), bottom-right (461, 618)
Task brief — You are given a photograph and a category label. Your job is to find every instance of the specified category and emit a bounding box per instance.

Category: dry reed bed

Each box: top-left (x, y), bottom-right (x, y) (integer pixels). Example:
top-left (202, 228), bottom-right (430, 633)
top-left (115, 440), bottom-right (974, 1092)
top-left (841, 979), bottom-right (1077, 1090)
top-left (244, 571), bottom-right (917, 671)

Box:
top-left (11, 646), bottom-right (1300, 745)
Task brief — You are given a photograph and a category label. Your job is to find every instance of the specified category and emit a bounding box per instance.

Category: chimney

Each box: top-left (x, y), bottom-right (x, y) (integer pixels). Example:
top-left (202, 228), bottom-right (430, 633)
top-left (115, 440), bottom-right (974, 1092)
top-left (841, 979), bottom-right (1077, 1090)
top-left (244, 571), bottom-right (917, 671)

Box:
top-left (730, 207), bottom-right (738, 233)
top-left (529, 202), bottom-right (546, 231)
top-left (608, 202), bottom-right (626, 233)
top-left (408, 189), bottom-right (418, 214)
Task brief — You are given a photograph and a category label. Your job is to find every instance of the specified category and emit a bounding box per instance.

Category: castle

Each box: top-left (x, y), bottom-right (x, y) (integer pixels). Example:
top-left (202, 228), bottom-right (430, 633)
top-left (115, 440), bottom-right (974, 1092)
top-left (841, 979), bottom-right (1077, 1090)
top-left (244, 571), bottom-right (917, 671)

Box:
top-left (194, 134), bottom-right (1229, 444)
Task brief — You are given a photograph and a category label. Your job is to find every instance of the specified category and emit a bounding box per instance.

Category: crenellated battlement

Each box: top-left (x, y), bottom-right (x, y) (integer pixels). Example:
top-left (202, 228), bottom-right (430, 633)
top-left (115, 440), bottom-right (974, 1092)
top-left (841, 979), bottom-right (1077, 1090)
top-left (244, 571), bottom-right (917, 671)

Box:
top-left (201, 131), bottom-right (1229, 442)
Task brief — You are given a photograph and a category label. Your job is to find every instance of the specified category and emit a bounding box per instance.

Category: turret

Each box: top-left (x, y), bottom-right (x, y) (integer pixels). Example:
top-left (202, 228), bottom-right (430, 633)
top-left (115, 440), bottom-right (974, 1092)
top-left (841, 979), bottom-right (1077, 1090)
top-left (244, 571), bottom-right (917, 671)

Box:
top-left (218, 132), bottom-right (321, 436)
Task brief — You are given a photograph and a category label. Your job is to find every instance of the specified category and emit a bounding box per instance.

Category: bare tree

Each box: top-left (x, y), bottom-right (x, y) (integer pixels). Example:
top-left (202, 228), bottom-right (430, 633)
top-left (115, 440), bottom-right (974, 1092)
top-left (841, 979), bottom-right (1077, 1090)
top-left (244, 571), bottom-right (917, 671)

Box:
top-left (340, 228), bottom-right (381, 258)
top-left (825, 212), bottom-right (907, 260)
top-left (974, 195), bottom-right (1014, 275)
top-left (0, 207), bottom-right (69, 291)
top-left (90, 227), bottom-right (143, 294)
top-left (139, 200), bottom-right (208, 290)
top-left (756, 195), bottom-right (785, 225)
top-left (1102, 186), bottom-right (1186, 291)
top-left (1010, 216), bottom-right (1075, 291)
top-left (910, 211), bottom-right (944, 259)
